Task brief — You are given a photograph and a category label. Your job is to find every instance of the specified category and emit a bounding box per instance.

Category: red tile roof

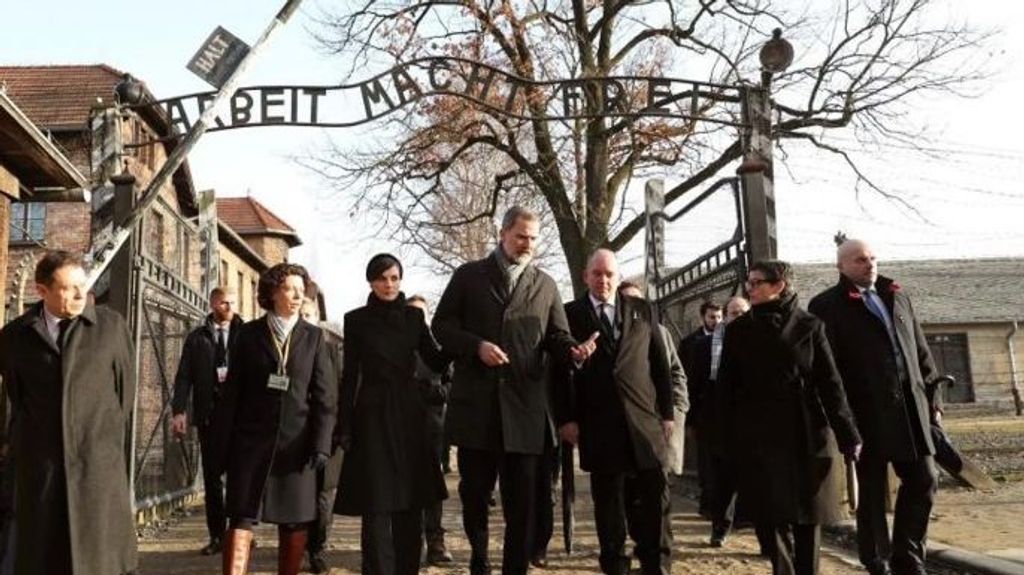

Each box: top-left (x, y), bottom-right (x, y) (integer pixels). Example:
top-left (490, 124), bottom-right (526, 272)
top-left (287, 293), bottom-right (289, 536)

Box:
top-left (217, 197), bottom-right (301, 246)
top-left (0, 64), bottom-right (128, 129)
top-left (0, 64), bottom-right (197, 212)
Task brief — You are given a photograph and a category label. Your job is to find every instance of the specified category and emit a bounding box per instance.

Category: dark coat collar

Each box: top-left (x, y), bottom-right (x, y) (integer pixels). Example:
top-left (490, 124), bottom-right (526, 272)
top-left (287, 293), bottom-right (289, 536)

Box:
top-left (837, 273), bottom-right (899, 309)
top-left (25, 301), bottom-right (97, 353)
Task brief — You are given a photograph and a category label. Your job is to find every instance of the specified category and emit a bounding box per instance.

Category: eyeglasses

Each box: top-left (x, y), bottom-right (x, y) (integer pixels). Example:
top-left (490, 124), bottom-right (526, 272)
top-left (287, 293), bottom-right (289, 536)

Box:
top-left (745, 278), bottom-right (773, 288)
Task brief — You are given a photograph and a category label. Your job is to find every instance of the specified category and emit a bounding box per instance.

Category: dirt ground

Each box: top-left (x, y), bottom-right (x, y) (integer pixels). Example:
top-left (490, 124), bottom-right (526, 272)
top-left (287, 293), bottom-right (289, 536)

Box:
top-left (138, 472), bottom-right (863, 575)
top-left (138, 413), bottom-right (1024, 573)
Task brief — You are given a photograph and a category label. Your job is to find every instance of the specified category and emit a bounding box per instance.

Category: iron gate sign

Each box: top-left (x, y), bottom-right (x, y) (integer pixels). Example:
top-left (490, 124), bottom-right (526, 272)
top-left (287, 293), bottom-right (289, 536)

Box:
top-left (143, 56), bottom-right (746, 136)
top-left (187, 26), bottom-right (251, 88)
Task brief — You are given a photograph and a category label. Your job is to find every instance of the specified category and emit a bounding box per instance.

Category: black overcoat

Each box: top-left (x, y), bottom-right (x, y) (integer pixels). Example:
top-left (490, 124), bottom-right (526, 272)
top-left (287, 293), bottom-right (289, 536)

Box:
top-left (808, 275), bottom-right (938, 461)
top-left (554, 294), bottom-right (674, 473)
top-left (0, 302), bottom-right (137, 575)
top-left (334, 295), bottom-right (449, 515)
top-left (718, 295), bottom-right (861, 525)
top-left (678, 328), bottom-right (712, 427)
top-left (215, 316), bottom-right (336, 524)
top-left (433, 254), bottom-right (577, 455)
top-left (171, 314), bottom-right (244, 429)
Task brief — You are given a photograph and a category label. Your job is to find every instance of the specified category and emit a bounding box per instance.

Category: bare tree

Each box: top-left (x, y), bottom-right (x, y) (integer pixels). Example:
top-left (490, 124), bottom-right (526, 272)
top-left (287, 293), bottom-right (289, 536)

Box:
top-left (303, 0), bottom-right (992, 292)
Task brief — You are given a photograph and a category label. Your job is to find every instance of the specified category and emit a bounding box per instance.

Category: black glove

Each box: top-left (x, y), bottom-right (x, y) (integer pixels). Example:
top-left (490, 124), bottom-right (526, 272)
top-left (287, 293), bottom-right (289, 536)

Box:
top-left (309, 452), bottom-right (329, 471)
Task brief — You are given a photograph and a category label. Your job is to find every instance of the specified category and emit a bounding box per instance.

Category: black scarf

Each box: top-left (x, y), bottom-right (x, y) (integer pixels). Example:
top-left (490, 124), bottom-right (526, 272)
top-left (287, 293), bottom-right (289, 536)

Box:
top-left (750, 292), bottom-right (799, 332)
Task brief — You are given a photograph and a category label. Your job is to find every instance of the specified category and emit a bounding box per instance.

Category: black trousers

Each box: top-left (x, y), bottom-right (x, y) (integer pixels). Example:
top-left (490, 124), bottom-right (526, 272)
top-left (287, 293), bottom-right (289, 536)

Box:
top-left (707, 451), bottom-right (737, 535)
top-left (855, 455), bottom-right (937, 575)
top-left (457, 447), bottom-right (538, 575)
top-left (361, 509), bottom-right (423, 575)
top-left (766, 523), bottom-right (820, 575)
top-left (591, 468), bottom-right (671, 575)
top-left (197, 424), bottom-right (226, 542)
top-left (532, 440), bottom-right (557, 559)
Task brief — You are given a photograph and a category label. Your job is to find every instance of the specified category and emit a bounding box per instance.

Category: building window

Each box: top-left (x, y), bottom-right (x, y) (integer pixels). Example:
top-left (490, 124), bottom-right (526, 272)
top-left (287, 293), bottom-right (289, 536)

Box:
top-left (251, 279), bottom-right (258, 318)
top-left (925, 333), bottom-right (975, 403)
top-left (10, 202), bottom-right (46, 243)
top-left (237, 271), bottom-right (245, 318)
top-left (220, 260), bottom-right (229, 288)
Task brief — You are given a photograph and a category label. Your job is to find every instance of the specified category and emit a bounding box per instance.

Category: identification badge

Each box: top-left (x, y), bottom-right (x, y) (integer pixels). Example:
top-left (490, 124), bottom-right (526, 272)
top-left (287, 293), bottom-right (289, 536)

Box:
top-left (216, 366), bottom-right (228, 383)
top-left (267, 373), bottom-right (290, 391)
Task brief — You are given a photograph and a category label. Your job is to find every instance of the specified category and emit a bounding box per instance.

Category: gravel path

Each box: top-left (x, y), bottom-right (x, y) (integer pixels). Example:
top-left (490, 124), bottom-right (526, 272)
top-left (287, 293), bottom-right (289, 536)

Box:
top-left (138, 472), bottom-right (863, 574)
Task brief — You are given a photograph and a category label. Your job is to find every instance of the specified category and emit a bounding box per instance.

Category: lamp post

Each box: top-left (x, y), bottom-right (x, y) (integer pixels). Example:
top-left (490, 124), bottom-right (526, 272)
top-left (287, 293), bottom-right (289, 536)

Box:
top-left (737, 28), bottom-right (793, 264)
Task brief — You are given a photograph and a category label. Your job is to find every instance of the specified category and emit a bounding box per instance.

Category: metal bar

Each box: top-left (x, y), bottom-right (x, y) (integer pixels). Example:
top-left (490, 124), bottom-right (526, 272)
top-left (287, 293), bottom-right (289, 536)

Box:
top-left (656, 177), bottom-right (739, 224)
top-left (134, 484), bottom-right (202, 513)
top-left (133, 300), bottom-right (177, 488)
top-left (85, 0), bottom-right (305, 289)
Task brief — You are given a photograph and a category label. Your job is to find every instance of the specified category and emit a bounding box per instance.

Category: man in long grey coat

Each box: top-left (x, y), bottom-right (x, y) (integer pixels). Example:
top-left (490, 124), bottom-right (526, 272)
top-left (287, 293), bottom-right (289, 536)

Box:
top-left (0, 250), bottom-right (137, 575)
top-left (434, 206), bottom-right (595, 575)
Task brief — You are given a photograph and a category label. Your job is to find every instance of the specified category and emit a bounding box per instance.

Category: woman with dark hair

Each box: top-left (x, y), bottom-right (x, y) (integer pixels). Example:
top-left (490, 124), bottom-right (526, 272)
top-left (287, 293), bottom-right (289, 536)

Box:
top-left (718, 260), bottom-right (861, 575)
top-left (215, 263), bottom-right (336, 575)
top-left (334, 253), bottom-right (449, 575)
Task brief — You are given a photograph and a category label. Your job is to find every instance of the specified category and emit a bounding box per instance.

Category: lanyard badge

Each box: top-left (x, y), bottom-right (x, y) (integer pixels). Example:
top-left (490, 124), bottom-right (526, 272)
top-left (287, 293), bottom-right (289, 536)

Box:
top-left (267, 328), bottom-right (292, 392)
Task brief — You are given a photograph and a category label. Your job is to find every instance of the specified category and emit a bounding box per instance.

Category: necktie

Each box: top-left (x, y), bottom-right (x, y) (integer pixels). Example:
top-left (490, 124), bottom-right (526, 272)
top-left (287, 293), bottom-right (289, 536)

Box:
top-left (599, 303), bottom-right (616, 341)
top-left (863, 290), bottom-right (907, 380)
top-left (57, 318), bottom-right (73, 352)
top-left (863, 291), bottom-right (891, 331)
top-left (215, 328), bottom-right (227, 367)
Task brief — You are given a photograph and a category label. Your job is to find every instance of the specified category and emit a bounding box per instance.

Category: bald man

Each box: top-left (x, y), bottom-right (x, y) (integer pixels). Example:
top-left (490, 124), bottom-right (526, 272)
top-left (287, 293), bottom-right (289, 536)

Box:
top-left (808, 240), bottom-right (940, 575)
top-left (553, 249), bottom-right (674, 575)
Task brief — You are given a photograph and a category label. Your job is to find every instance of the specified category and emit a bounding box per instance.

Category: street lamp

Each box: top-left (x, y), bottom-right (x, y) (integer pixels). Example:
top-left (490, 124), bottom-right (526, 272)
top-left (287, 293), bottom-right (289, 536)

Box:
top-left (759, 28), bottom-right (794, 88)
top-left (114, 73), bottom-right (146, 106)
top-left (736, 28), bottom-right (795, 263)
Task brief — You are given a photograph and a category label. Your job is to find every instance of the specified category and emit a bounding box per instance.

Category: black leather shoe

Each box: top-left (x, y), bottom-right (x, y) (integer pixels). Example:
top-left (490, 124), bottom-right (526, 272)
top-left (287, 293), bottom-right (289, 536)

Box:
top-left (427, 539), bottom-right (454, 565)
top-left (470, 557), bottom-right (493, 575)
top-left (200, 538), bottom-right (222, 555)
top-left (530, 552), bottom-right (548, 568)
top-left (308, 551), bottom-right (329, 573)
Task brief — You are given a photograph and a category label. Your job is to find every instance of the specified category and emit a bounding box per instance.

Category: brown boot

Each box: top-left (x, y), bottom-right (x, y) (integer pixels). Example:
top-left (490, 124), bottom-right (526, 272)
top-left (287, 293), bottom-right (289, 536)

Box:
top-left (222, 528), bottom-right (254, 575)
top-left (277, 527), bottom-right (308, 575)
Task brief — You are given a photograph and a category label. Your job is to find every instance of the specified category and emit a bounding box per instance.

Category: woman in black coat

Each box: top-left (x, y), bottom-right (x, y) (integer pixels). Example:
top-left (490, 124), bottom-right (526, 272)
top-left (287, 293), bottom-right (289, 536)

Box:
top-left (216, 263), bottom-right (336, 575)
top-left (718, 260), bottom-right (861, 575)
top-left (334, 253), bottom-right (449, 575)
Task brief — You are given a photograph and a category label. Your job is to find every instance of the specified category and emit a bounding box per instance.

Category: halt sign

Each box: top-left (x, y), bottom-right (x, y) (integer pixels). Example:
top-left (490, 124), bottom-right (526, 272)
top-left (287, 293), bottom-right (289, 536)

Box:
top-left (187, 26), bottom-right (250, 88)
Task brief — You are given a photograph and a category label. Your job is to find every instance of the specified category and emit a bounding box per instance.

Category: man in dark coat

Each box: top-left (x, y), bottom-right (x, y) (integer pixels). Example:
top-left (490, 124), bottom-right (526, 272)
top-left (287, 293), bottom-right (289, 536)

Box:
top-left (555, 250), bottom-right (675, 575)
top-left (720, 260), bottom-right (861, 575)
top-left (0, 250), bottom-right (137, 575)
top-left (808, 240), bottom-right (940, 575)
top-left (677, 300), bottom-right (721, 515)
top-left (433, 206), bottom-right (595, 575)
top-left (299, 289), bottom-right (344, 574)
top-left (171, 286), bottom-right (244, 555)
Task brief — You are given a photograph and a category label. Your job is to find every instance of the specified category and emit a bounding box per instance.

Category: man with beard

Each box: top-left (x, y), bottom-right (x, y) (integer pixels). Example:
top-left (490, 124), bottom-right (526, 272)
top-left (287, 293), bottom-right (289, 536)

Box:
top-left (434, 206), bottom-right (596, 575)
top-left (809, 240), bottom-right (940, 575)
top-left (172, 287), bottom-right (244, 556)
top-left (678, 300), bottom-right (722, 515)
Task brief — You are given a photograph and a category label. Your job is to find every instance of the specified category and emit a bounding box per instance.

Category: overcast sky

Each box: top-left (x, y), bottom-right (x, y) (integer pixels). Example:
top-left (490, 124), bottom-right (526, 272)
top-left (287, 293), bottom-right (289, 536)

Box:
top-left (3, 0), bottom-right (1022, 321)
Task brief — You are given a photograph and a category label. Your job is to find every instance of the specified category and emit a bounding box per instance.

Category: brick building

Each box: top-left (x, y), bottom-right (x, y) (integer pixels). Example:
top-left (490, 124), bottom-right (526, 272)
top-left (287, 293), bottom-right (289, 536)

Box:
top-left (1, 64), bottom-right (311, 519)
top-left (215, 196), bottom-right (302, 320)
top-left (0, 89), bottom-right (88, 315)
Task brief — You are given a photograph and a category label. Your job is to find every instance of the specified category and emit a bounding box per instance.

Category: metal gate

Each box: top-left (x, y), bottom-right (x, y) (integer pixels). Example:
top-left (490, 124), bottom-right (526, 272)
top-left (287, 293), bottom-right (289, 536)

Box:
top-left (100, 175), bottom-right (213, 514)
